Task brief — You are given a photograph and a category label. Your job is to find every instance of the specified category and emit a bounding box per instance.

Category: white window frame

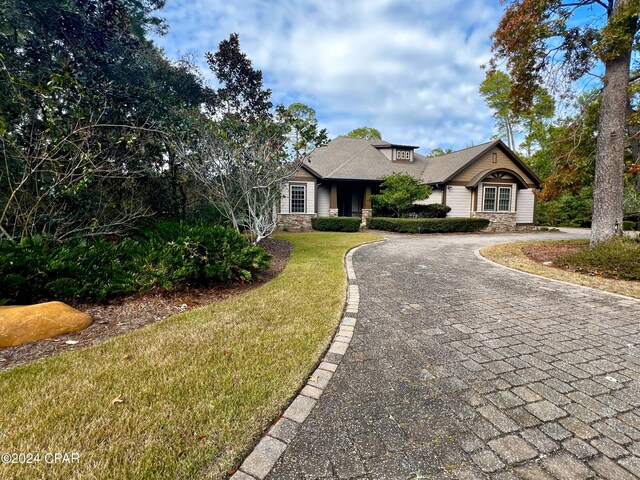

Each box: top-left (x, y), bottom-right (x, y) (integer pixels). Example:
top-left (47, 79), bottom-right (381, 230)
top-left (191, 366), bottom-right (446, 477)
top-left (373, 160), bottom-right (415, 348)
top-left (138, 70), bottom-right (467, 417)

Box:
top-left (290, 184), bottom-right (306, 213)
top-left (483, 186), bottom-right (511, 212)
top-left (396, 150), bottom-right (410, 160)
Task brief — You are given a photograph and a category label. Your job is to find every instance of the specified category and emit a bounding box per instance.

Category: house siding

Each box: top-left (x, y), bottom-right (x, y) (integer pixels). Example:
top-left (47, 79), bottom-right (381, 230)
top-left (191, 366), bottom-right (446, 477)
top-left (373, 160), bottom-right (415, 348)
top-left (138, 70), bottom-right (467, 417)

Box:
top-left (318, 184), bottom-right (330, 216)
top-left (445, 186), bottom-right (471, 217)
top-left (516, 188), bottom-right (535, 224)
top-left (280, 180), bottom-right (316, 214)
top-left (415, 189), bottom-right (443, 205)
top-left (454, 147), bottom-right (537, 187)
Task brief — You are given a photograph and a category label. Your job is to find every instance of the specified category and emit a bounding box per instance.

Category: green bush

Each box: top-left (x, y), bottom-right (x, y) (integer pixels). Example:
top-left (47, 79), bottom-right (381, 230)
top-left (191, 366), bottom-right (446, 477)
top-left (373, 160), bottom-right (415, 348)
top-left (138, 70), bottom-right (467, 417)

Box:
top-left (557, 236), bottom-right (640, 281)
top-left (410, 204), bottom-right (451, 218)
top-left (0, 222), bottom-right (270, 305)
top-left (623, 220), bottom-right (637, 231)
top-left (366, 217), bottom-right (489, 233)
top-left (311, 216), bottom-right (361, 232)
top-left (374, 203), bottom-right (451, 218)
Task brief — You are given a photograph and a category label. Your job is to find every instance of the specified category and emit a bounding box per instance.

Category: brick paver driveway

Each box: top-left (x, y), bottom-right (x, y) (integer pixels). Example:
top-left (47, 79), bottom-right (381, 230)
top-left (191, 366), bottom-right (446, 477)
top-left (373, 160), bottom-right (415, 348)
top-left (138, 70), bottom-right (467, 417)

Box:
top-left (268, 232), bottom-right (640, 479)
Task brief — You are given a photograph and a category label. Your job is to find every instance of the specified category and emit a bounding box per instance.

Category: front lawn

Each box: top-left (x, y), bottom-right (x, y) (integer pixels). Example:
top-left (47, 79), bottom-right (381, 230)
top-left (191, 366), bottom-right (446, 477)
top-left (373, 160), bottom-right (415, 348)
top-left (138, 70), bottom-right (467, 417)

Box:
top-left (0, 232), bottom-right (381, 480)
top-left (481, 239), bottom-right (640, 298)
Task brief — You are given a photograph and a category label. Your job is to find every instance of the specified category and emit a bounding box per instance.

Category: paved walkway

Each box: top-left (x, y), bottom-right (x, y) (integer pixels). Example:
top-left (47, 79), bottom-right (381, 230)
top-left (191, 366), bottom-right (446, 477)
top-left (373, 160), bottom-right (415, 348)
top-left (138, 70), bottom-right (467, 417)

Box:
top-left (267, 232), bottom-right (640, 479)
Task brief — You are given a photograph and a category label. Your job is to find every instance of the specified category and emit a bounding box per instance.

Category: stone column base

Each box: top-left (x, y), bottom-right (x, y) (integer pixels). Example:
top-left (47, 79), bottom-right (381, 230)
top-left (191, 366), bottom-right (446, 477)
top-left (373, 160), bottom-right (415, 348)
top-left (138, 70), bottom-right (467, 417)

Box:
top-left (361, 209), bottom-right (372, 227)
top-left (471, 211), bottom-right (517, 231)
top-left (329, 209), bottom-right (339, 217)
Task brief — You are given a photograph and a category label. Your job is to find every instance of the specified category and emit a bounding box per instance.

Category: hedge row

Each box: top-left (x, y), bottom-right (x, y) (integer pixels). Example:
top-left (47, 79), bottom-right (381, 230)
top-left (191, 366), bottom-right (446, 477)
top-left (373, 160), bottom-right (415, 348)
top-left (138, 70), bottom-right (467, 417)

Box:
top-left (0, 222), bottom-right (270, 305)
top-left (366, 217), bottom-right (490, 233)
top-left (623, 221), bottom-right (638, 231)
top-left (373, 203), bottom-right (452, 218)
top-left (311, 217), bottom-right (361, 232)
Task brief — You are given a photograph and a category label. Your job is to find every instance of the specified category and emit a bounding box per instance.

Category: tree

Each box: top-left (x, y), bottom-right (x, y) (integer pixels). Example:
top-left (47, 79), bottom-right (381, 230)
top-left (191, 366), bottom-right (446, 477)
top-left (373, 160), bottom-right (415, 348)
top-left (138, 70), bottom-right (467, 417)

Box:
top-left (346, 127), bottom-right (382, 140)
top-left (489, 0), bottom-right (639, 245)
top-left (205, 33), bottom-right (272, 120)
top-left (479, 71), bottom-right (555, 154)
top-left (180, 121), bottom-right (303, 243)
top-left (370, 173), bottom-right (432, 218)
top-left (0, 0), bottom-right (212, 241)
top-left (184, 36), bottom-right (326, 243)
top-left (277, 103), bottom-right (328, 159)
top-left (426, 147), bottom-right (453, 157)
top-left (479, 71), bottom-right (518, 150)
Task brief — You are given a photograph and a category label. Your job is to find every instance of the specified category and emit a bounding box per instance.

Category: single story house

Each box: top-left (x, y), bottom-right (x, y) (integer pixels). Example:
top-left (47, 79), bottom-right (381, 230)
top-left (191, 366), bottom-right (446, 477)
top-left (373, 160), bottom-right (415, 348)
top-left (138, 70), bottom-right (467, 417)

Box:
top-left (277, 136), bottom-right (542, 230)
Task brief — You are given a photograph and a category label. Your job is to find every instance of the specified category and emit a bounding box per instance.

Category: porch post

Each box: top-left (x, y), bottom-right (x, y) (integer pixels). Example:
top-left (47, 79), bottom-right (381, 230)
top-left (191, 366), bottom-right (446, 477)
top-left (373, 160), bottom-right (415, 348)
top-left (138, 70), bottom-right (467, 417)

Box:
top-left (361, 184), bottom-right (373, 225)
top-left (329, 183), bottom-right (338, 217)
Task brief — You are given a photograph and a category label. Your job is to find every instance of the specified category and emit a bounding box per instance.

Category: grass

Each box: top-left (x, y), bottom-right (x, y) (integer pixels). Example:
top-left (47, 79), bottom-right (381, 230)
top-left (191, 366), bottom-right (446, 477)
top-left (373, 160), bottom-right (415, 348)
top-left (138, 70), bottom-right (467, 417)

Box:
top-left (0, 232), bottom-right (382, 480)
top-left (480, 239), bottom-right (640, 299)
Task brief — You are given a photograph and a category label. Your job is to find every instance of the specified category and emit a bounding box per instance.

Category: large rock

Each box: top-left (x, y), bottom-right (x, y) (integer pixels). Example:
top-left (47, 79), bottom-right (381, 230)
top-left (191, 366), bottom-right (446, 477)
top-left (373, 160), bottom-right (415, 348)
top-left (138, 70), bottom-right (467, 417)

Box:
top-left (0, 301), bottom-right (93, 348)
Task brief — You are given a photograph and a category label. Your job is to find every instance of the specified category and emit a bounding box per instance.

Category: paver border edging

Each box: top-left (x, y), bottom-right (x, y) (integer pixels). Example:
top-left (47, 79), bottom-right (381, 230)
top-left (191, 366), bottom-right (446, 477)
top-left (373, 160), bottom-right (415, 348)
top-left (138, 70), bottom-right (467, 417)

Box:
top-left (230, 239), bottom-right (385, 480)
top-left (474, 246), bottom-right (639, 301)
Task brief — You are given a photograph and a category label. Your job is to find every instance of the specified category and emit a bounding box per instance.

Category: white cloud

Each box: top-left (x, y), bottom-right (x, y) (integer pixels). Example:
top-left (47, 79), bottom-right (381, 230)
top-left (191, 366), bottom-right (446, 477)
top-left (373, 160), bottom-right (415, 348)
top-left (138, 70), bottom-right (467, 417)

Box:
top-left (153, 0), bottom-right (503, 152)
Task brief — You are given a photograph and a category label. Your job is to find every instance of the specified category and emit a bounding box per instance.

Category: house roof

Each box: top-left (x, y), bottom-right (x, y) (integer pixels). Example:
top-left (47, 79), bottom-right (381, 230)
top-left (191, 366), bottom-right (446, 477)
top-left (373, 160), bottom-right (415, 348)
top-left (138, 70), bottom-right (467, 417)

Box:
top-left (420, 139), bottom-right (541, 186)
top-left (304, 137), bottom-right (541, 187)
top-left (305, 136), bottom-right (428, 181)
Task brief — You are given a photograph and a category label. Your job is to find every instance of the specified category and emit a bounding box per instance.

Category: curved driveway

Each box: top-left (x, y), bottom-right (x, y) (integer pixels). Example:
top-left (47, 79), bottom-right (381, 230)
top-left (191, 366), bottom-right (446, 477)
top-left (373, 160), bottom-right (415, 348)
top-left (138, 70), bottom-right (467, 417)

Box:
top-left (268, 232), bottom-right (640, 479)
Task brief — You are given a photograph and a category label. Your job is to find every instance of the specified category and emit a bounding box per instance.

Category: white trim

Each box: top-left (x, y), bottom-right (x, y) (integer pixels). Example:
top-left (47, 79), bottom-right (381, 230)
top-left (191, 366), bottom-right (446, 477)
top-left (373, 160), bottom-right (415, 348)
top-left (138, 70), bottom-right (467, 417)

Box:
top-left (482, 185), bottom-right (512, 212)
top-left (290, 184), bottom-right (306, 214)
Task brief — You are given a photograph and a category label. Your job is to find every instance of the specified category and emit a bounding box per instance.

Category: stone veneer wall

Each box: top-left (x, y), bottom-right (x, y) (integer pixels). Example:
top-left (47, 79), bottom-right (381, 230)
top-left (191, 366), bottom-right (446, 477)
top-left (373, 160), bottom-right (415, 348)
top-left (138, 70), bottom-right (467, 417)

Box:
top-left (471, 212), bottom-right (517, 231)
top-left (361, 209), bottom-right (372, 226)
top-left (277, 214), bottom-right (316, 231)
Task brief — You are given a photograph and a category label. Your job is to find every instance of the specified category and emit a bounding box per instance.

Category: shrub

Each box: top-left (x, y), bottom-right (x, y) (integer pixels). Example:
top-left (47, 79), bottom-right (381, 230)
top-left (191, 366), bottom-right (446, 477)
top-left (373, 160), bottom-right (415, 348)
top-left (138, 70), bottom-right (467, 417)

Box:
top-left (408, 204), bottom-right (451, 218)
top-left (623, 220), bottom-right (636, 231)
top-left (311, 217), bottom-right (361, 232)
top-left (556, 236), bottom-right (640, 281)
top-left (366, 217), bottom-right (489, 233)
top-left (0, 222), bottom-right (270, 305)
top-left (373, 203), bottom-right (451, 218)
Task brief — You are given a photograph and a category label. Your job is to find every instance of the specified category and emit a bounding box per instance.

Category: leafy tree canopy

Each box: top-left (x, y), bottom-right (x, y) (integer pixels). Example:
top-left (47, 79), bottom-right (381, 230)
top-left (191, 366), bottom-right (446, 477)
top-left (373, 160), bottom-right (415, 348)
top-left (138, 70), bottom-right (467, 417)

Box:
top-left (205, 33), bottom-right (272, 121)
top-left (426, 147), bottom-right (453, 157)
top-left (346, 127), bottom-right (382, 140)
top-left (370, 173), bottom-right (432, 218)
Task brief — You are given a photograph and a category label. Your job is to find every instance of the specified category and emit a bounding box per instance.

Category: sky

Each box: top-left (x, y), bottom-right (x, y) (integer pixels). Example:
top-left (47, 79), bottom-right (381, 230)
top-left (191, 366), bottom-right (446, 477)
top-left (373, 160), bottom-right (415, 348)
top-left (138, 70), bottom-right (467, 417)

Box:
top-left (151, 0), bottom-right (505, 153)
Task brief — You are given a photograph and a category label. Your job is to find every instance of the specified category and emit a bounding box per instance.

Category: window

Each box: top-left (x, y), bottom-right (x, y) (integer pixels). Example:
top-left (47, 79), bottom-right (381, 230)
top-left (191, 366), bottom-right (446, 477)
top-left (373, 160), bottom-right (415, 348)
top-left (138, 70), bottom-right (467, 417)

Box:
top-left (483, 186), bottom-right (511, 212)
top-left (483, 186), bottom-right (496, 211)
top-left (290, 185), bottom-right (306, 213)
top-left (498, 187), bottom-right (511, 211)
top-left (396, 150), bottom-right (410, 160)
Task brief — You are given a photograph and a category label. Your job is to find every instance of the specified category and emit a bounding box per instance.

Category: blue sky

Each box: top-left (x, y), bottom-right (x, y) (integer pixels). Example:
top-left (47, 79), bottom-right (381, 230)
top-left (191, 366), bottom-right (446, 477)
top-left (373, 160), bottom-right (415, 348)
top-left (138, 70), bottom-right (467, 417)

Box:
top-left (152, 0), bottom-right (505, 153)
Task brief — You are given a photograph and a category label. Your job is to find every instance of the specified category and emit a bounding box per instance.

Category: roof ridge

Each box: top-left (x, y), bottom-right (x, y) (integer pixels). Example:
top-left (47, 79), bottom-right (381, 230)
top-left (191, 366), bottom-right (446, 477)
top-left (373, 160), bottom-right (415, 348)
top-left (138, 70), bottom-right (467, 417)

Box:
top-left (431, 140), bottom-right (497, 159)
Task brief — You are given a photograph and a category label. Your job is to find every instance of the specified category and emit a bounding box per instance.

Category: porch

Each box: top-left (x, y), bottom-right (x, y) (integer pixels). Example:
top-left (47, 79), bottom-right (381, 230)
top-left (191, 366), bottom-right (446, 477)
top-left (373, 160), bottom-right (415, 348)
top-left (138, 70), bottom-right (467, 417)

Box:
top-left (325, 181), bottom-right (379, 221)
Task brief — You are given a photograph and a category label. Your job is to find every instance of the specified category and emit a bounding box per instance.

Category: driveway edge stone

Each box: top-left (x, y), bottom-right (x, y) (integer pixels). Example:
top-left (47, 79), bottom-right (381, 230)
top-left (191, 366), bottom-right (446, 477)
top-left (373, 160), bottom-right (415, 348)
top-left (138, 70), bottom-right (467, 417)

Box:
top-left (474, 246), bottom-right (638, 301)
top-left (230, 239), bottom-right (383, 480)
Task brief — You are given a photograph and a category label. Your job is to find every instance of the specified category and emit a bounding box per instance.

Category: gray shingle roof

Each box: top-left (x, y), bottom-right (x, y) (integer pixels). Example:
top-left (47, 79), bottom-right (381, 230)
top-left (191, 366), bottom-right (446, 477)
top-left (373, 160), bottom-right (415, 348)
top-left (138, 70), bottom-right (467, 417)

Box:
top-left (305, 136), bottom-right (428, 181)
top-left (304, 137), bottom-right (519, 184)
top-left (419, 140), bottom-right (496, 183)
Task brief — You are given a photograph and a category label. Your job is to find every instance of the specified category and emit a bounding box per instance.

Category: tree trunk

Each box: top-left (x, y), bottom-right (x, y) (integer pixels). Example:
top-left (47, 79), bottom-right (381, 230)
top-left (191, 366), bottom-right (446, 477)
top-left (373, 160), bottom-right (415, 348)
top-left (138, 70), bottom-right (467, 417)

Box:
top-left (591, 47), bottom-right (631, 245)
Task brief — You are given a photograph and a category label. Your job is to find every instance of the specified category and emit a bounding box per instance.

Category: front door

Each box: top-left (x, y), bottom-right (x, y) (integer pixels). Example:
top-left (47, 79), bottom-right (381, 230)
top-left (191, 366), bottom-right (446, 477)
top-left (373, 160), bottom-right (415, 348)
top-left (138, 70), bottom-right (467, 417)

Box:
top-left (337, 184), bottom-right (352, 217)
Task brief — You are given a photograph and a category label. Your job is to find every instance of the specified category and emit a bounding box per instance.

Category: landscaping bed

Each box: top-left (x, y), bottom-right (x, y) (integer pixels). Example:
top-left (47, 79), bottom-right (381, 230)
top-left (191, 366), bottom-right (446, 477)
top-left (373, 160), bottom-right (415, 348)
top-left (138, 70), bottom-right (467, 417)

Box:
top-left (0, 238), bottom-right (291, 372)
top-left (481, 239), bottom-right (640, 298)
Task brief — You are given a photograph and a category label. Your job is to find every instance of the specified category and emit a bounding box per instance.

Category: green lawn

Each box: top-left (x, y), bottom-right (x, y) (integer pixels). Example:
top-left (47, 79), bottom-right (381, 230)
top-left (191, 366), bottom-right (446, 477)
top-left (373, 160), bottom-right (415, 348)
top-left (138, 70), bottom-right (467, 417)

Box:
top-left (0, 232), bottom-right (381, 480)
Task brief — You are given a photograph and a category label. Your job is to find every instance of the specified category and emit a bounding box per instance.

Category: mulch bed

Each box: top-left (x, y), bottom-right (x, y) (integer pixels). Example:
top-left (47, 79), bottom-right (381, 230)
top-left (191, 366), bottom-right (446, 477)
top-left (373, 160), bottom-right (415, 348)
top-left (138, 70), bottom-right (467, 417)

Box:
top-left (0, 238), bottom-right (292, 372)
top-left (521, 243), bottom-right (586, 265)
